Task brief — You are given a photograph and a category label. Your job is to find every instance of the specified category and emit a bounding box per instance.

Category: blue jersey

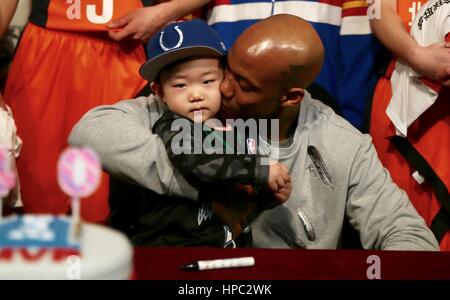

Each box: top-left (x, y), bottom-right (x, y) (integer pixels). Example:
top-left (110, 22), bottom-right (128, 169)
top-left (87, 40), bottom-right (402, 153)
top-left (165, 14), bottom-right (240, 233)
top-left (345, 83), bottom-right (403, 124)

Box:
top-left (206, 0), bottom-right (385, 130)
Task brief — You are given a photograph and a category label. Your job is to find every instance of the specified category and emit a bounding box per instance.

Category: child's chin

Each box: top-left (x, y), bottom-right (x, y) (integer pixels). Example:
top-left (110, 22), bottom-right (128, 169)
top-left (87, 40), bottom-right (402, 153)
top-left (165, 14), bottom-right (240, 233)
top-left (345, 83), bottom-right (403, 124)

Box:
top-left (191, 111), bottom-right (209, 122)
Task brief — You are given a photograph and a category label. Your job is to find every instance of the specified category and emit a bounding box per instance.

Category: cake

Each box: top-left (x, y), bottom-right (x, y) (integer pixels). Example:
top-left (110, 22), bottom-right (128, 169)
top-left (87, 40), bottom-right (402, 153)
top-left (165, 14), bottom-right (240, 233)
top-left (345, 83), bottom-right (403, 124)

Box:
top-left (0, 214), bottom-right (133, 280)
top-left (0, 147), bottom-right (133, 279)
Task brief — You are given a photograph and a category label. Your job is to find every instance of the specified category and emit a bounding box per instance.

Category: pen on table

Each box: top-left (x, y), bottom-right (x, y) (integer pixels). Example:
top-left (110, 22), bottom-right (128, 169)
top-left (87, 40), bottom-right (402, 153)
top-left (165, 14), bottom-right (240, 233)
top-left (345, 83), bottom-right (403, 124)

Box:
top-left (181, 256), bottom-right (255, 271)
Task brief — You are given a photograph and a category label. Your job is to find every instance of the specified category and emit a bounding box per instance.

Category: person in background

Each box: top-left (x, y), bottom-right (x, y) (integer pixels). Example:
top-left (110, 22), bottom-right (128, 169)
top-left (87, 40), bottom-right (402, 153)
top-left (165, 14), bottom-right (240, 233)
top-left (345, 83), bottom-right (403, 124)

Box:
top-left (203, 0), bottom-right (385, 132)
top-left (369, 0), bottom-right (450, 250)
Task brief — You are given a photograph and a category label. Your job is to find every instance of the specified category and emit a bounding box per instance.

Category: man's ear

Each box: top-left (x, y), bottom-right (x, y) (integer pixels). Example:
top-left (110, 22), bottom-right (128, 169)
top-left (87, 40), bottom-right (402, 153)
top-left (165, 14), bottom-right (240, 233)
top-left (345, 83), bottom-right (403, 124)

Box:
top-left (280, 87), bottom-right (305, 107)
top-left (150, 82), bottom-right (164, 101)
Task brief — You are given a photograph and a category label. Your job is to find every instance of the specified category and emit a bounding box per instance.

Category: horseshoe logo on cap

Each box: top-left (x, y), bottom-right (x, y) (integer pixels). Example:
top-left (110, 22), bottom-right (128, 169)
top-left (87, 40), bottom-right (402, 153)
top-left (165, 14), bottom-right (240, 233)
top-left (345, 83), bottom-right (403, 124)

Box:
top-left (159, 26), bottom-right (184, 52)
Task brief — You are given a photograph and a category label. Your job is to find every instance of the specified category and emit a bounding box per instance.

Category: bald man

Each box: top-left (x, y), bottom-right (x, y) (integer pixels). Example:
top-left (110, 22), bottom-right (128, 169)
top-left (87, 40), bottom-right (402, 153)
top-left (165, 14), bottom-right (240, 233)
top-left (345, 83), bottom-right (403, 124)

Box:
top-left (69, 15), bottom-right (439, 250)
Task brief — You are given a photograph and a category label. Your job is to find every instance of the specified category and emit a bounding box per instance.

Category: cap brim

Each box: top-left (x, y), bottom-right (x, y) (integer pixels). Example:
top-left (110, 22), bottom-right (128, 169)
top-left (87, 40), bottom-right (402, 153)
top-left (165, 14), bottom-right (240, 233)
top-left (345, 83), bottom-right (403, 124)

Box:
top-left (139, 46), bottom-right (224, 82)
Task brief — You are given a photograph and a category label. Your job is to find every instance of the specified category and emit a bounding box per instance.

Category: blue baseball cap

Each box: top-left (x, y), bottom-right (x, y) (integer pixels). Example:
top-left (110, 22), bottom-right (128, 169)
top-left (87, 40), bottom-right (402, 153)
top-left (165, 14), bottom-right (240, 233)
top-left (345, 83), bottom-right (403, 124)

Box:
top-left (139, 19), bottom-right (227, 82)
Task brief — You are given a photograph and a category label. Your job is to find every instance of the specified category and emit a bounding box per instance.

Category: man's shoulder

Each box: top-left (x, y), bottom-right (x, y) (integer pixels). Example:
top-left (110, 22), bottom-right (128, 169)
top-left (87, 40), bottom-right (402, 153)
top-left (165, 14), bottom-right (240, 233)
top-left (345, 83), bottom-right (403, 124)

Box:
top-left (297, 96), bottom-right (375, 187)
top-left (109, 94), bottom-right (166, 124)
top-left (304, 97), bottom-right (364, 140)
top-left (302, 96), bottom-right (372, 161)
top-left (113, 94), bottom-right (161, 111)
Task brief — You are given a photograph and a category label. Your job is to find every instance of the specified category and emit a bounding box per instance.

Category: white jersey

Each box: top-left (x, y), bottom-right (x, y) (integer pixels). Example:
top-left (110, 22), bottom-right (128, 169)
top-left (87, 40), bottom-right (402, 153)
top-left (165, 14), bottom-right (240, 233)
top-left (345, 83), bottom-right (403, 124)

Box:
top-left (387, 0), bottom-right (450, 137)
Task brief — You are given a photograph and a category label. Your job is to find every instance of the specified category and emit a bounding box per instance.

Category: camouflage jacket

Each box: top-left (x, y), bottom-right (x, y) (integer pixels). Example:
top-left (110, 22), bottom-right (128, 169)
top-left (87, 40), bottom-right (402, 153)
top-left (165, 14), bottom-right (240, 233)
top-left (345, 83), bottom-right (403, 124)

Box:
top-left (152, 110), bottom-right (269, 189)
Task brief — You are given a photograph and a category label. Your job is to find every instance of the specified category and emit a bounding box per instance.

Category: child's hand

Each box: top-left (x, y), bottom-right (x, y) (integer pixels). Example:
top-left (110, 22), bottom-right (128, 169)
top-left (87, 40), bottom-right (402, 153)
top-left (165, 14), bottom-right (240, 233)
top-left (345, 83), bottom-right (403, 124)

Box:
top-left (268, 161), bottom-right (292, 204)
top-left (272, 180), bottom-right (292, 204)
top-left (268, 161), bottom-right (290, 190)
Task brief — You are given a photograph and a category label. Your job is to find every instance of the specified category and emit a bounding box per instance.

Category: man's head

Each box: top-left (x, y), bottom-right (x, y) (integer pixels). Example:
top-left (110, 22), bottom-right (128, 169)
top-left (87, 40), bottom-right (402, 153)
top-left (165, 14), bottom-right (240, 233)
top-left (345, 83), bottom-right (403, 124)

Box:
top-left (140, 19), bottom-right (227, 122)
top-left (220, 14), bottom-right (324, 120)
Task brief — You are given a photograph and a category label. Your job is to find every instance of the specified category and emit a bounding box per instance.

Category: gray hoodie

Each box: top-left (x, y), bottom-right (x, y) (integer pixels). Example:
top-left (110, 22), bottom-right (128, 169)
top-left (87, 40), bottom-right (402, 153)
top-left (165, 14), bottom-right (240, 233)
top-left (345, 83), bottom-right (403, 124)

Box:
top-left (69, 92), bottom-right (439, 250)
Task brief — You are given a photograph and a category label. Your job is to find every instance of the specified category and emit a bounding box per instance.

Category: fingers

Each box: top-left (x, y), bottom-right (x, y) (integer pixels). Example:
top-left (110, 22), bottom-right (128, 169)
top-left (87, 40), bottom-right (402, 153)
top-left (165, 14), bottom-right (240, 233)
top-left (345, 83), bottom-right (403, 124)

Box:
top-left (437, 65), bottom-right (450, 85)
top-left (132, 31), bottom-right (143, 40)
top-left (442, 65), bottom-right (450, 84)
top-left (441, 78), bottom-right (450, 87)
top-left (281, 171), bottom-right (291, 183)
top-left (275, 176), bottom-right (286, 188)
top-left (276, 173), bottom-right (291, 187)
top-left (107, 10), bottom-right (140, 41)
top-left (269, 175), bottom-right (291, 192)
top-left (140, 35), bottom-right (151, 43)
top-left (108, 20), bottom-right (154, 42)
top-left (108, 26), bottom-right (133, 42)
top-left (273, 181), bottom-right (292, 204)
top-left (107, 12), bottom-right (133, 29)
top-left (268, 180), bottom-right (279, 192)
top-left (278, 163), bottom-right (291, 183)
top-left (133, 32), bottom-right (151, 43)
top-left (445, 66), bottom-right (450, 77)
top-left (268, 162), bottom-right (290, 192)
top-left (110, 26), bottom-right (150, 43)
top-left (271, 170), bottom-right (292, 204)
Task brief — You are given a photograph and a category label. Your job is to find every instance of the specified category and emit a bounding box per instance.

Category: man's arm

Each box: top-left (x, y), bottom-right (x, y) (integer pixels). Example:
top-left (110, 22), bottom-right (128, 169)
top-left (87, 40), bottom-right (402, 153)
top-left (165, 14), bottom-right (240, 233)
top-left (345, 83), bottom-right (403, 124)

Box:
top-left (107, 0), bottom-right (210, 42)
top-left (370, 0), bottom-right (450, 84)
top-left (0, 0), bottom-right (18, 37)
top-left (346, 135), bottom-right (439, 251)
top-left (68, 96), bottom-right (198, 200)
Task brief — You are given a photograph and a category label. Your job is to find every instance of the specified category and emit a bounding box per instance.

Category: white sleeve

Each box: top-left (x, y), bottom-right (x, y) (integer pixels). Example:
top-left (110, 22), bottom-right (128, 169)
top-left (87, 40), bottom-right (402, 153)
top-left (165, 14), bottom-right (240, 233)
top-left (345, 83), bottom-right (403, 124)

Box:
top-left (0, 105), bottom-right (22, 158)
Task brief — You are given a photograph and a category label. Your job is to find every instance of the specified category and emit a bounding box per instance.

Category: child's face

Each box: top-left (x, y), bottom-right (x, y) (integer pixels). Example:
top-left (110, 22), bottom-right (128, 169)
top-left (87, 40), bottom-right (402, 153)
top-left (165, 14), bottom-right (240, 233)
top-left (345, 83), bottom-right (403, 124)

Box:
top-left (159, 57), bottom-right (223, 122)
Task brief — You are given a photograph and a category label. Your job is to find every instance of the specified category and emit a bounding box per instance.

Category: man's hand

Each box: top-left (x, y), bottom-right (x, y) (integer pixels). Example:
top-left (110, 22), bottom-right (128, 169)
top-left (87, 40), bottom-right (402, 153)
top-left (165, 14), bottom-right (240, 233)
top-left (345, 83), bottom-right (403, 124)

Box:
top-left (268, 161), bottom-right (292, 204)
top-left (107, 6), bottom-right (171, 43)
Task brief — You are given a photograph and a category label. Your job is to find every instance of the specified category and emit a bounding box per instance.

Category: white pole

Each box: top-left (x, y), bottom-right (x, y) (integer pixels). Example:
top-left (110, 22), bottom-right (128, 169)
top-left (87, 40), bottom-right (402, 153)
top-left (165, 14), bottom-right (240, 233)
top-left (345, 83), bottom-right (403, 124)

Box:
top-left (72, 198), bottom-right (80, 225)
